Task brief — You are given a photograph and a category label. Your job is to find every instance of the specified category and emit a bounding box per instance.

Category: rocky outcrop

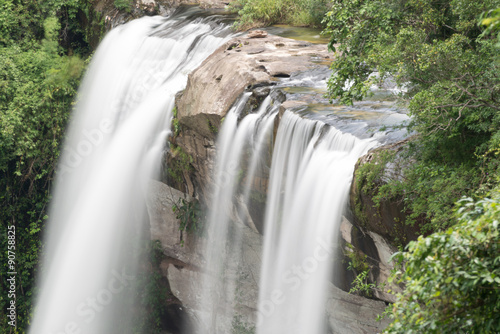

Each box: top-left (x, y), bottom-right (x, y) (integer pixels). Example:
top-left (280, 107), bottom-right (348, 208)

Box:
top-left (349, 138), bottom-right (423, 246)
top-left (173, 33), bottom-right (331, 199)
top-left (339, 217), bottom-right (402, 303)
top-left (146, 180), bottom-right (202, 265)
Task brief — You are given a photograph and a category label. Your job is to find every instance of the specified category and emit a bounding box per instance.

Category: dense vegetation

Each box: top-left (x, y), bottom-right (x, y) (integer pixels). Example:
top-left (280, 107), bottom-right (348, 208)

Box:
top-left (229, 0), bottom-right (330, 29)
top-left (385, 193), bottom-right (500, 333)
top-left (0, 0), bottom-right (102, 331)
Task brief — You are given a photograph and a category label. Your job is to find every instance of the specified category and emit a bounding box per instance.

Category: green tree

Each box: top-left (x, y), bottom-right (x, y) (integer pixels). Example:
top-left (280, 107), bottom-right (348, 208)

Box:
top-left (385, 192), bottom-right (500, 333)
top-left (229, 0), bottom-right (329, 29)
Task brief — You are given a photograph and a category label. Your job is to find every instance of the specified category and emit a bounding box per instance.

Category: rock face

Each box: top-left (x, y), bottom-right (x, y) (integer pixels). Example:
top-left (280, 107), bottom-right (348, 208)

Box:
top-left (339, 217), bottom-right (402, 303)
top-left (147, 181), bottom-right (390, 333)
top-left (177, 33), bottom-right (330, 136)
top-left (146, 180), bottom-right (201, 264)
top-left (349, 138), bottom-right (424, 246)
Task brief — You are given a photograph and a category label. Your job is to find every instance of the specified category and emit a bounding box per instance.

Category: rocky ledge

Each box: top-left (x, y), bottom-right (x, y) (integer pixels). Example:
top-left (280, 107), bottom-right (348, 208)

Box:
top-left (172, 31), bottom-right (330, 199)
top-left (177, 31), bottom-right (330, 139)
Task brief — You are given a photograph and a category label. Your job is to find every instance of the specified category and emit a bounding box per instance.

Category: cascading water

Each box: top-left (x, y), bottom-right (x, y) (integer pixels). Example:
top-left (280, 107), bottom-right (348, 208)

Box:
top-left (30, 8), bottom-right (233, 334)
top-left (256, 111), bottom-right (375, 333)
top-left (197, 94), bottom-right (278, 333)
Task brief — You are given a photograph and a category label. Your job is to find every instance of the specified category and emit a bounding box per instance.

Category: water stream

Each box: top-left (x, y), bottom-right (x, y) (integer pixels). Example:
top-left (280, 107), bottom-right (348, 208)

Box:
top-left (198, 94), bottom-right (278, 333)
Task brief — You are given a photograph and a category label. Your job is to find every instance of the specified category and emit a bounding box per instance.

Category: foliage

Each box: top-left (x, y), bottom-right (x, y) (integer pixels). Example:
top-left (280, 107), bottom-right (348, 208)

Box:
top-left (481, 7), bottom-right (500, 46)
top-left (345, 243), bottom-right (369, 273)
top-left (232, 315), bottom-right (256, 334)
top-left (325, 0), bottom-right (500, 233)
top-left (344, 243), bottom-right (378, 297)
top-left (0, 1), bottom-right (102, 331)
top-left (384, 192), bottom-right (500, 333)
top-left (172, 198), bottom-right (204, 240)
top-left (167, 145), bottom-right (193, 185)
top-left (349, 270), bottom-right (376, 297)
top-left (114, 0), bottom-right (133, 13)
top-left (172, 106), bottom-right (180, 137)
top-left (229, 0), bottom-right (329, 30)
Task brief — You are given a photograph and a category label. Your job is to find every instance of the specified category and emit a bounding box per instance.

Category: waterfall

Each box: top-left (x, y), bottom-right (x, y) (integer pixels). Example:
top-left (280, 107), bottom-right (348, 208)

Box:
top-left (256, 111), bottom-right (375, 333)
top-left (30, 8), bottom-right (232, 334)
top-left (197, 94), bottom-right (278, 333)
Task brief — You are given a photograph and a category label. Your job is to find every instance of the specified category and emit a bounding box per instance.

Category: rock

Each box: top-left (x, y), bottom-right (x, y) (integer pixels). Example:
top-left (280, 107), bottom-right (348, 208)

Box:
top-left (339, 217), bottom-right (402, 303)
top-left (166, 221), bottom-right (262, 333)
top-left (247, 30), bottom-right (268, 38)
top-left (326, 283), bottom-right (390, 333)
top-left (146, 180), bottom-right (204, 266)
top-left (162, 216), bottom-right (389, 333)
top-left (138, 0), bottom-right (158, 15)
top-left (177, 34), bottom-right (330, 140)
top-left (174, 34), bottom-right (329, 199)
top-left (147, 183), bottom-right (390, 332)
top-left (252, 86), bottom-right (271, 98)
top-left (350, 138), bottom-right (424, 246)
top-left (198, 0), bottom-right (233, 9)
top-left (173, 128), bottom-right (216, 199)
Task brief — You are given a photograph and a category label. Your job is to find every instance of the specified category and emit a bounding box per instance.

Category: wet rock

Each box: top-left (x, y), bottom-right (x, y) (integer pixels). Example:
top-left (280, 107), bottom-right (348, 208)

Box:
top-left (252, 86), bottom-right (271, 98)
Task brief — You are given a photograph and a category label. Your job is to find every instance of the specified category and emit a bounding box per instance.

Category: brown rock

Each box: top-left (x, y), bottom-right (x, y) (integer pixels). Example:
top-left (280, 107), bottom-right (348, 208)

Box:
top-left (247, 30), bottom-right (268, 38)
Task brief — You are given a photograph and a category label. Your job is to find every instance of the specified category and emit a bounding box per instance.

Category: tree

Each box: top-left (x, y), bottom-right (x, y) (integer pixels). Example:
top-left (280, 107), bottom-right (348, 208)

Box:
top-left (385, 192), bottom-right (500, 333)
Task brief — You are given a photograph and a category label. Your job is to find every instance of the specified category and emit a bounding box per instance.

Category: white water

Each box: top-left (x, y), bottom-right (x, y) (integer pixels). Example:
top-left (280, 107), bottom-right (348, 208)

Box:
top-left (198, 95), bottom-right (278, 333)
top-left (31, 10), bottom-right (232, 334)
top-left (257, 111), bottom-right (375, 333)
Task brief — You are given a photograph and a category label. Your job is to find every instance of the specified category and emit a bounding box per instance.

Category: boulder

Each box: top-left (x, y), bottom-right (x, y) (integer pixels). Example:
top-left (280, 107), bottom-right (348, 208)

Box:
top-left (350, 138), bottom-right (424, 246)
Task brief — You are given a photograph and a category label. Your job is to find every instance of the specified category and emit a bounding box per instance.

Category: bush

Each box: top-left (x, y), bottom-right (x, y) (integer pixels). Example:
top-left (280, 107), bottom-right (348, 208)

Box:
top-left (114, 0), bottom-right (133, 12)
top-left (385, 192), bottom-right (500, 333)
top-left (229, 0), bottom-right (329, 30)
